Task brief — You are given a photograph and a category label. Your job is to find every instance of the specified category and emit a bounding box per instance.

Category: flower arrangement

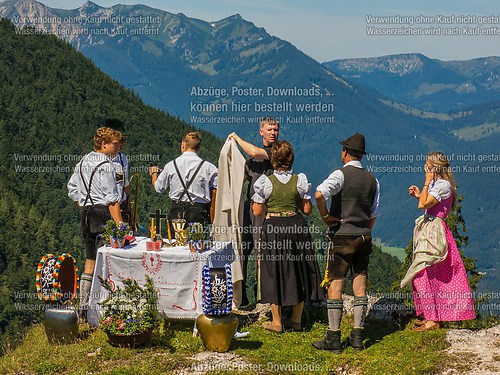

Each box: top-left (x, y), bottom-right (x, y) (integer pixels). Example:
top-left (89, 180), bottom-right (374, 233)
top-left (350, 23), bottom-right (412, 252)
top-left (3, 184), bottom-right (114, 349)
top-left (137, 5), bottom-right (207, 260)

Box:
top-left (100, 220), bottom-right (131, 245)
top-left (186, 222), bottom-right (212, 252)
top-left (98, 275), bottom-right (158, 335)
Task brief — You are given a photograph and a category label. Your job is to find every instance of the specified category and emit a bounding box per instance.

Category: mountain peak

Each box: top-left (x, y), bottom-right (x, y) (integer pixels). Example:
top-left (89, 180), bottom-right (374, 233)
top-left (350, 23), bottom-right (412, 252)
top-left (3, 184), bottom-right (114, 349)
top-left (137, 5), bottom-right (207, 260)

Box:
top-left (79, 1), bottom-right (101, 12)
top-left (228, 13), bottom-right (242, 20)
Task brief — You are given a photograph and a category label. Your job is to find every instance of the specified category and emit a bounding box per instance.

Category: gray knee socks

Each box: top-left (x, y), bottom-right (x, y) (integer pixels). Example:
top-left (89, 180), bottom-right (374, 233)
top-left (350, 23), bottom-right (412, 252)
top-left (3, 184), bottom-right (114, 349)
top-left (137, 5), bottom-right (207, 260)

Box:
top-left (79, 273), bottom-right (93, 310)
top-left (353, 296), bottom-right (368, 328)
top-left (327, 299), bottom-right (343, 331)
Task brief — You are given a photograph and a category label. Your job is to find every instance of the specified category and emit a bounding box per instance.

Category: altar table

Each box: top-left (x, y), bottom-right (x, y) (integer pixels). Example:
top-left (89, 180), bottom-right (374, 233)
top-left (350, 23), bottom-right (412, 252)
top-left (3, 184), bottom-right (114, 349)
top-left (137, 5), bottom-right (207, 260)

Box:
top-left (87, 237), bottom-right (234, 327)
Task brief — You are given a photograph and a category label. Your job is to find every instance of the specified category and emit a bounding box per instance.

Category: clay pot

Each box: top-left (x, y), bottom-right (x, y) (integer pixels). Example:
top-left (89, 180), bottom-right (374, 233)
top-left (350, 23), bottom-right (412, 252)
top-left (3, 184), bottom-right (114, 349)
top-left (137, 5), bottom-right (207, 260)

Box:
top-left (106, 329), bottom-right (153, 347)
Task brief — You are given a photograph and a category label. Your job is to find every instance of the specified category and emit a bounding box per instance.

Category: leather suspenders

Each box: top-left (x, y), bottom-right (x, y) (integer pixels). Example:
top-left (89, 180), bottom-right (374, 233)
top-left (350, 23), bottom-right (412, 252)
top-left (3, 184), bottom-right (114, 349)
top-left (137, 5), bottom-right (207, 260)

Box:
top-left (173, 159), bottom-right (205, 205)
top-left (80, 159), bottom-right (110, 206)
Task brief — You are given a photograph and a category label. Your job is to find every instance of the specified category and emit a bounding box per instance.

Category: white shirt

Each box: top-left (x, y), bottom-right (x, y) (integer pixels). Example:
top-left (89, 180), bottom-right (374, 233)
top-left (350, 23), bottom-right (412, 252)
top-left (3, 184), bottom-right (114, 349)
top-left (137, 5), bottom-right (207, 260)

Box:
top-left (428, 179), bottom-right (452, 202)
top-left (154, 151), bottom-right (218, 203)
top-left (316, 160), bottom-right (380, 218)
top-left (252, 170), bottom-right (312, 204)
top-left (67, 151), bottom-right (120, 207)
top-left (112, 152), bottom-right (129, 203)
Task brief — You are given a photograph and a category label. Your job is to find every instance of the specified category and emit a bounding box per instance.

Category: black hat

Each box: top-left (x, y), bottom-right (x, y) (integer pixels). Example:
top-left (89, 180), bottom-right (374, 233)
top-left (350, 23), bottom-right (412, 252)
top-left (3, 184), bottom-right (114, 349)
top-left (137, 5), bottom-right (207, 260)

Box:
top-left (103, 118), bottom-right (125, 132)
top-left (339, 132), bottom-right (366, 154)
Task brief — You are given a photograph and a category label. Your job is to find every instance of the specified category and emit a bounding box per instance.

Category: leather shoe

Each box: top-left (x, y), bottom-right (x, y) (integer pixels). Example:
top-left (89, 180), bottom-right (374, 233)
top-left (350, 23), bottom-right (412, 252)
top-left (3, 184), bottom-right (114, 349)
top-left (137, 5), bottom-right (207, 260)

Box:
top-left (414, 319), bottom-right (427, 327)
top-left (283, 318), bottom-right (302, 332)
top-left (262, 321), bottom-right (282, 333)
top-left (413, 321), bottom-right (440, 332)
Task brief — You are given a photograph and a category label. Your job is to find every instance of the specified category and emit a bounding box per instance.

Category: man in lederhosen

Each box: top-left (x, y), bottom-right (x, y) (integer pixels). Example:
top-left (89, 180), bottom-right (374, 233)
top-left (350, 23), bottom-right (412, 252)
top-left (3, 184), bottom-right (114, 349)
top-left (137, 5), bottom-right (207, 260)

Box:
top-left (67, 127), bottom-right (125, 319)
top-left (149, 132), bottom-right (217, 226)
top-left (312, 132), bottom-right (380, 353)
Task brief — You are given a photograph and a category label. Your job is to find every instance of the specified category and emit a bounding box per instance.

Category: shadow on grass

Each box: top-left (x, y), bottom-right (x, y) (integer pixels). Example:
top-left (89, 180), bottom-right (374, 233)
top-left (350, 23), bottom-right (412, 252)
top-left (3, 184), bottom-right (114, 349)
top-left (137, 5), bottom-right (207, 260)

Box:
top-left (230, 339), bottom-right (263, 350)
top-left (77, 325), bottom-right (96, 341)
top-left (363, 319), bottom-right (401, 349)
top-left (152, 319), bottom-right (198, 352)
top-left (301, 304), bottom-right (403, 348)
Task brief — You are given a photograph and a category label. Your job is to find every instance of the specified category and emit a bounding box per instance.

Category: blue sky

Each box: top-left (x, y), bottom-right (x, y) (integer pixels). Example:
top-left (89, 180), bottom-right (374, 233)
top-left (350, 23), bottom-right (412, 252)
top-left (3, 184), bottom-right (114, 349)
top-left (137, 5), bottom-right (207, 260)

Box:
top-left (38, 0), bottom-right (500, 61)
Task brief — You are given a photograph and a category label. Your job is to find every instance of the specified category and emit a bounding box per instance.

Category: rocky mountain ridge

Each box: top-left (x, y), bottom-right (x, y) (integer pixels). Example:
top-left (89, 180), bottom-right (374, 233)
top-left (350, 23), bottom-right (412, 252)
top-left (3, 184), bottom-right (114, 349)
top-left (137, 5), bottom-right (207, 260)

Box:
top-left (324, 53), bottom-right (500, 112)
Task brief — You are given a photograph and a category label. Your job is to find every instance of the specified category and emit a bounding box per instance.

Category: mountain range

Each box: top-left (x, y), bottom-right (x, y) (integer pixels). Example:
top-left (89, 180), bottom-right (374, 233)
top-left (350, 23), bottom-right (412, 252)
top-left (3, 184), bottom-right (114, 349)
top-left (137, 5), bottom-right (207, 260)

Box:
top-left (1, 0), bottom-right (499, 297)
top-left (323, 53), bottom-right (500, 113)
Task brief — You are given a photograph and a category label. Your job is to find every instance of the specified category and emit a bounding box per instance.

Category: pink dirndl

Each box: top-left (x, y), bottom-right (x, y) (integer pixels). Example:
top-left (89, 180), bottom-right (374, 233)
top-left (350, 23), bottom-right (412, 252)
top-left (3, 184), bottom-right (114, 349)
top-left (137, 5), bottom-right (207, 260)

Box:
top-left (412, 195), bottom-right (475, 321)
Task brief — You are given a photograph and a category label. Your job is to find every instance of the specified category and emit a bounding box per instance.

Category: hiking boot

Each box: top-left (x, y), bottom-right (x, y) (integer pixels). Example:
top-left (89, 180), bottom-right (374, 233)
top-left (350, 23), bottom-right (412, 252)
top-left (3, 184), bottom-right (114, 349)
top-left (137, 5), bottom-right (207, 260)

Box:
top-left (312, 330), bottom-right (342, 353)
top-left (349, 328), bottom-right (364, 351)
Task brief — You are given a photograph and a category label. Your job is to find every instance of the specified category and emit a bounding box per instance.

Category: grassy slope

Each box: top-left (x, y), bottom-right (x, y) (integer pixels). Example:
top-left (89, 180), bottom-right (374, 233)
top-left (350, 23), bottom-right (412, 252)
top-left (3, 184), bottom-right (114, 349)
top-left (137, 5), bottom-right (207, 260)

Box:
top-left (373, 238), bottom-right (406, 261)
top-left (0, 316), bottom-right (452, 375)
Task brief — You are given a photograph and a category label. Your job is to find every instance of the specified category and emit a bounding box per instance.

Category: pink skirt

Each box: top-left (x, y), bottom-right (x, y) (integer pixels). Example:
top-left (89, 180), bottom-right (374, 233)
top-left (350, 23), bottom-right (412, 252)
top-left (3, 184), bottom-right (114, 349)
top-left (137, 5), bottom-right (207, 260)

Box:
top-left (412, 221), bottom-right (476, 321)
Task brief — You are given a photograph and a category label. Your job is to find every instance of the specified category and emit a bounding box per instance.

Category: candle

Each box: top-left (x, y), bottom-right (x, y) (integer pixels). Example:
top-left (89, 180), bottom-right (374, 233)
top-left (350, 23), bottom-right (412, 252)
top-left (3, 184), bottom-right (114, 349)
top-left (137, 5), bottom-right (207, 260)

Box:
top-left (150, 218), bottom-right (155, 240)
top-left (167, 219), bottom-right (172, 242)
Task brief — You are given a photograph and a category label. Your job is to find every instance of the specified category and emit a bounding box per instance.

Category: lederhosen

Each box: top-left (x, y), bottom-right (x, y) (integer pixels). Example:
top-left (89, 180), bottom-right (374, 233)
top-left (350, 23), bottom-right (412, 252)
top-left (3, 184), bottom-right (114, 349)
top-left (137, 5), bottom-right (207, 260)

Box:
top-left (168, 159), bottom-right (210, 226)
top-left (80, 159), bottom-right (112, 260)
top-left (326, 166), bottom-right (377, 280)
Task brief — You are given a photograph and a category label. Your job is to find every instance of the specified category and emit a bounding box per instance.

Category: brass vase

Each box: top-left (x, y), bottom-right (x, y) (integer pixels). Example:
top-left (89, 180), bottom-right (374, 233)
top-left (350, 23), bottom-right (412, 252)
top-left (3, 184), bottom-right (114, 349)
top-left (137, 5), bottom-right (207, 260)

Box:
top-left (196, 313), bottom-right (238, 352)
top-left (43, 306), bottom-right (79, 344)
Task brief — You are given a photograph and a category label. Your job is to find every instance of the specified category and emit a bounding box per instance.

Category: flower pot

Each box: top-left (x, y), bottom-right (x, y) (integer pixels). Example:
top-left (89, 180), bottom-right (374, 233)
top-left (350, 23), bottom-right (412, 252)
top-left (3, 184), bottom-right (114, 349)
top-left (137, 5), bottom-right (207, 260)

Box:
top-left (110, 237), bottom-right (124, 248)
top-left (106, 329), bottom-right (152, 347)
top-left (196, 313), bottom-right (238, 352)
top-left (189, 240), bottom-right (203, 253)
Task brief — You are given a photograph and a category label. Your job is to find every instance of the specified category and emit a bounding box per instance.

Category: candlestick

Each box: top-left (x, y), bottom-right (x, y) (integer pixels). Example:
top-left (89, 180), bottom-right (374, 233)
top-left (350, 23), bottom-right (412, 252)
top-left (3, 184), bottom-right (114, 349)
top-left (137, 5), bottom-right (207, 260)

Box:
top-left (167, 219), bottom-right (172, 242)
top-left (150, 218), bottom-right (155, 240)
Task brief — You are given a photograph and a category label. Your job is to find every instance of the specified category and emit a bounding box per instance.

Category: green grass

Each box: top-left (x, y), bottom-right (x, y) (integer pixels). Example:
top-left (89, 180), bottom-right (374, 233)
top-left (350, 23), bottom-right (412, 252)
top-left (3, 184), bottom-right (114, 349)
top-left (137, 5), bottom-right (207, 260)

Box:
top-left (379, 99), bottom-right (472, 121)
top-left (0, 321), bottom-right (200, 375)
top-left (233, 315), bottom-right (449, 375)
top-left (373, 238), bottom-right (406, 261)
top-left (452, 122), bottom-right (500, 141)
top-left (0, 312), bottom-right (459, 375)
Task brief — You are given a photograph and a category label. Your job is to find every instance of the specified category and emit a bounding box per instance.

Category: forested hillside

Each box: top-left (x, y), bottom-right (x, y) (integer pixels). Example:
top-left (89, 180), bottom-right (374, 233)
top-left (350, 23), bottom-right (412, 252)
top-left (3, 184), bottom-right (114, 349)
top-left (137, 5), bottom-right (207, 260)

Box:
top-left (0, 17), bottom-right (223, 346)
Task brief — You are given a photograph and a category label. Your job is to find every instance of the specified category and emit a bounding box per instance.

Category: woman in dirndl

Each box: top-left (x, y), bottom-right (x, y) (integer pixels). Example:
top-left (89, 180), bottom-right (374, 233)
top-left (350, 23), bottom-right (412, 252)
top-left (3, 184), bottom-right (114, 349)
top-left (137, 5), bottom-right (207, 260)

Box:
top-left (252, 140), bottom-right (323, 333)
top-left (401, 152), bottom-right (475, 331)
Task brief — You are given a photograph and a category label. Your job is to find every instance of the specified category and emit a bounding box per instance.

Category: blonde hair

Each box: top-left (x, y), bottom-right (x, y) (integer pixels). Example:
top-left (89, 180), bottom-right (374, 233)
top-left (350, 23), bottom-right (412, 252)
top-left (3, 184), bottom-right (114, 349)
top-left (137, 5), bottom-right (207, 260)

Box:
top-left (427, 151), bottom-right (457, 208)
top-left (183, 132), bottom-right (201, 150)
top-left (94, 127), bottom-right (122, 151)
top-left (260, 117), bottom-right (279, 129)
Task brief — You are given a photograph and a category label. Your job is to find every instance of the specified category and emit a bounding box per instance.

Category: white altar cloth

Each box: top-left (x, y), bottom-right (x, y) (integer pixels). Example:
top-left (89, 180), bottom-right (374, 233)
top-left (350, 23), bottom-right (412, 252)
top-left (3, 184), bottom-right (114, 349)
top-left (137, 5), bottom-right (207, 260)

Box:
top-left (87, 237), bottom-right (234, 327)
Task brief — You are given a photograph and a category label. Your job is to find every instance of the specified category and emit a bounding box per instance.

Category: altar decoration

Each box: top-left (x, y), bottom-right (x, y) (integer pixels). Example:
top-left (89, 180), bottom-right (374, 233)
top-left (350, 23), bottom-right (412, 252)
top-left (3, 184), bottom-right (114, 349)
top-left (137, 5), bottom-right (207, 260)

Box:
top-left (98, 274), bottom-right (159, 347)
top-left (171, 218), bottom-right (187, 246)
top-left (196, 264), bottom-right (238, 352)
top-left (187, 222), bottom-right (211, 252)
top-left (100, 220), bottom-right (131, 248)
top-left (36, 253), bottom-right (79, 344)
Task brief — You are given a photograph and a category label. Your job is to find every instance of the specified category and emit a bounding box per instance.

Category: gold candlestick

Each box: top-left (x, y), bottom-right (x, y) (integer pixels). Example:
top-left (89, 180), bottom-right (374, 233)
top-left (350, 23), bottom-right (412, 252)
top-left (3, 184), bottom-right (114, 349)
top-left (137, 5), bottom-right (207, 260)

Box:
top-left (167, 219), bottom-right (172, 242)
top-left (150, 218), bottom-right (156, 240)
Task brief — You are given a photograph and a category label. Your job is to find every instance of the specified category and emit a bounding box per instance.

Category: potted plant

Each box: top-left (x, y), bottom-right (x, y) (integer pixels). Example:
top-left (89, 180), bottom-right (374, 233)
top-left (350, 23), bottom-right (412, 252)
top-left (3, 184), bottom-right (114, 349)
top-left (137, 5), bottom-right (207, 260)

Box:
top-left (187, 222), bottom-right (210, 252)
top-left (98, 275), bottom-right (158, 347)
top-left (100, 220), bottom-right (130, 248)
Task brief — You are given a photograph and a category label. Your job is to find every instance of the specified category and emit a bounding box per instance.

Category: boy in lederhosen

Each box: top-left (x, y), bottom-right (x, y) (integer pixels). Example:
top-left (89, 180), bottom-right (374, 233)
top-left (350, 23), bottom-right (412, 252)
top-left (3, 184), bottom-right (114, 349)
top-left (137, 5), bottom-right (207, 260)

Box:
top-left (67, 127), bottom-right (124, 320)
